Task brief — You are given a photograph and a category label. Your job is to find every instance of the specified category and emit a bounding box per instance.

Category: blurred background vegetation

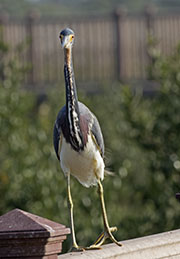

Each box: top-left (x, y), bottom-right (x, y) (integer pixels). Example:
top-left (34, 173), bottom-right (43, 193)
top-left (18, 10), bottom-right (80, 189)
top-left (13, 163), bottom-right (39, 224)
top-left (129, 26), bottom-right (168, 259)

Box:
top-left (1, 0), bottom-right (180, 253)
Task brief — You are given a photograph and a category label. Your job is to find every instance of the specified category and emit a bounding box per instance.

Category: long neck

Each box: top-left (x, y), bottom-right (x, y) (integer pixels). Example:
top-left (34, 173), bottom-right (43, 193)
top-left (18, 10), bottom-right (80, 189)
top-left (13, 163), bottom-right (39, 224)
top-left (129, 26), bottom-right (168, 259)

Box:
top-left (64, 48), bottom-right (78, 108)
top-left (64, 47), bottom-right (83, 150)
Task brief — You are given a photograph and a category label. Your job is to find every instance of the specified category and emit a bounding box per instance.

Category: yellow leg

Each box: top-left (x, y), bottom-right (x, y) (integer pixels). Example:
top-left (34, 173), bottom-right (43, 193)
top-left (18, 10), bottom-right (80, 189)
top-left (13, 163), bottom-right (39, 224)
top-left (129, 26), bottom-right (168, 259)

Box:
top-left (66, 173), bottom-right (84, 251)
top-left (67, 173), bottom-right (121, 251)
top-left (67, 173), bottom-right (102, 251)
top-left (89, 179), bottom-right (122, 249)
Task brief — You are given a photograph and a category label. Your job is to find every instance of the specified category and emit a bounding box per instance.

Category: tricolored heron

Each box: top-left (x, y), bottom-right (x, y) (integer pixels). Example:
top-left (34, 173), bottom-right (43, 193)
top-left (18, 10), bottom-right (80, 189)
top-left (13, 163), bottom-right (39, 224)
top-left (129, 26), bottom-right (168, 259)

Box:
top-left (53, 28), bottom-right (121, 250)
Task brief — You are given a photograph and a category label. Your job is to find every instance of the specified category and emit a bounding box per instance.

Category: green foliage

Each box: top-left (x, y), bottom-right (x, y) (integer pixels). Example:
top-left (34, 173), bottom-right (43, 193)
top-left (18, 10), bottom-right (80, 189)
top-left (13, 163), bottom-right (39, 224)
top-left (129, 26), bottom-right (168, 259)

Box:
top-left (0, 42), bottom-right (67, 222)
top-left (1, 39), bottom-right (180, 253)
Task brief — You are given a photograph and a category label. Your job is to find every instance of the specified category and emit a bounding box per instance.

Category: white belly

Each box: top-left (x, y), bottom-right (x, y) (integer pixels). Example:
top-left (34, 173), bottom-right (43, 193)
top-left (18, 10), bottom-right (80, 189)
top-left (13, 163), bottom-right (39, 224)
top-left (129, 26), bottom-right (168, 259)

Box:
top-left (60, 135), bottom-right (105, 187)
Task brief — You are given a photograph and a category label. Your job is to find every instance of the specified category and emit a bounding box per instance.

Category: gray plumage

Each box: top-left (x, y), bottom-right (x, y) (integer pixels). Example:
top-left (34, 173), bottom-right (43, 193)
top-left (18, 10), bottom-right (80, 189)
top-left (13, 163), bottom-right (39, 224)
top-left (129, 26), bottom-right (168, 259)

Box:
top-left (53, 102), bottom-right (104, 161)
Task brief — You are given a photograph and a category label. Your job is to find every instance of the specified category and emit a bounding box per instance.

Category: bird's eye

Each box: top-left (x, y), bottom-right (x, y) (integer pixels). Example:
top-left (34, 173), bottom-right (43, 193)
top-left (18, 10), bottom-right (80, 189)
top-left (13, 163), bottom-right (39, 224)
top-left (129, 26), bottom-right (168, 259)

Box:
top-left (70, 35), bottom-right (74, 41)
top-left (59, 34), bottom-right (63, 41)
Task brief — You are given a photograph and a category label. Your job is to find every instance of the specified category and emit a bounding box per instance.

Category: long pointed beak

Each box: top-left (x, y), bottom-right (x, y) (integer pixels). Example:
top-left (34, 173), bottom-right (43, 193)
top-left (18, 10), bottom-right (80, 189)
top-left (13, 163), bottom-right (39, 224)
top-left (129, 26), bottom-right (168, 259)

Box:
top-left (61, 36), bottom-right (70, 49)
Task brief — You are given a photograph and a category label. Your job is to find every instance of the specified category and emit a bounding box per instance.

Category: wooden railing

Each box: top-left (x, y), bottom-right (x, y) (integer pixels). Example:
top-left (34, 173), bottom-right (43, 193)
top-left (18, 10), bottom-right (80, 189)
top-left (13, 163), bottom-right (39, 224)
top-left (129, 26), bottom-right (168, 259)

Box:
top-left (59, 229), bottom-right (180, 259)
top-left (1, 208), bottom-right (180, 258)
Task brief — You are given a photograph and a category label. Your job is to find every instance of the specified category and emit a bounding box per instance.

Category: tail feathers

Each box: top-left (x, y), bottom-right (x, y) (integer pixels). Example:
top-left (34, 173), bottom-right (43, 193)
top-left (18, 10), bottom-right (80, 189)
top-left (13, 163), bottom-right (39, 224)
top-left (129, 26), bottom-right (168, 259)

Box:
top-left (104, 169), bottom-right (115, 176)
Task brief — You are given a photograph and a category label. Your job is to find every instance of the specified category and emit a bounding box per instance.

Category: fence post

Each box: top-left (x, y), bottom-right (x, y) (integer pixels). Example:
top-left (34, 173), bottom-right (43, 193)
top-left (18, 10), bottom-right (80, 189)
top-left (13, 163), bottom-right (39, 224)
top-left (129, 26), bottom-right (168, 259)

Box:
top-left (114, 7), bottom-right (126, 81)
top-left (0, 208), bottom-right (70, 258)
top-left (144, 4), bottom-right (157, 79)
top-left (0, 11), bottom-right (9, 42)
top-left (26, 11), bottom-right (40, 85)
top-left (144, 4), bottom-right (156, 37)
top-left (0, 11), bottom-right (9, 81)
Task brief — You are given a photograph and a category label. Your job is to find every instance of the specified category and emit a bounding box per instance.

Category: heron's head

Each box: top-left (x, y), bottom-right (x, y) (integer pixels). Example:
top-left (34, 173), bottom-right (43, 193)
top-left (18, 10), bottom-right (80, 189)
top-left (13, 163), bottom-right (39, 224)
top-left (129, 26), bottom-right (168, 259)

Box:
top-left (59, 28), bottom-right (75, 49)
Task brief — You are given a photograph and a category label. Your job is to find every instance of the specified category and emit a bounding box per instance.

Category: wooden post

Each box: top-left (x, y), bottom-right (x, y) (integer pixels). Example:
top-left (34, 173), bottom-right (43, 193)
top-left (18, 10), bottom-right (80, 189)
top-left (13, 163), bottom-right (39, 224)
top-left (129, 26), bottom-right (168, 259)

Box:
top-left (26, 11), bottom-right (40, 85)
top-left (144, 4), bottom-right (157, 79)
top-left (144, 4), bottom-right (156, 36)
top-left (0, 15), bottom-right (4, 43)
top-left (0, 11), bottom-right (9, 81)
top-left (0, 209), bottom-right (70, 258)
top-left (0, 11), bottom-right (9, 43)
top-left (114, 7), bottom-right (126, 81)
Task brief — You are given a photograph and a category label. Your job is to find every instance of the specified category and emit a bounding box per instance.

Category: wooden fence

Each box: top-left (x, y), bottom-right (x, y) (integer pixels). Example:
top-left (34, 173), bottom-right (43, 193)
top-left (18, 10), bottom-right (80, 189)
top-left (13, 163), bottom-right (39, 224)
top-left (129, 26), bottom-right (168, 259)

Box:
top-left (1, 9), bottom-right (180, 89)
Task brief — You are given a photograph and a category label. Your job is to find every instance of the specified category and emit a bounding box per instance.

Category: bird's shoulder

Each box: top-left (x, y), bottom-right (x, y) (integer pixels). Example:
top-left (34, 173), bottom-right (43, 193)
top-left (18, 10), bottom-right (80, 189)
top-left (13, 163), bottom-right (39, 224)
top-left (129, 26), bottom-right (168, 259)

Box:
top-left (54, 105), bottom-right (66, 131)
top-left (53, 105), bottom-right (66, 160)
top-left (78, 102), bottom-right (105, 158)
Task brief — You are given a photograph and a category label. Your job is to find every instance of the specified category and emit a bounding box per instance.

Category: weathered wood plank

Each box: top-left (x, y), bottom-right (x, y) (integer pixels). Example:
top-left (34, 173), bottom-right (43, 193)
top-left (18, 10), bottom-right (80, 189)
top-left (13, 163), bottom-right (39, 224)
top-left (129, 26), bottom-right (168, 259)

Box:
top-left (59, 229), bottom-right (180, 259)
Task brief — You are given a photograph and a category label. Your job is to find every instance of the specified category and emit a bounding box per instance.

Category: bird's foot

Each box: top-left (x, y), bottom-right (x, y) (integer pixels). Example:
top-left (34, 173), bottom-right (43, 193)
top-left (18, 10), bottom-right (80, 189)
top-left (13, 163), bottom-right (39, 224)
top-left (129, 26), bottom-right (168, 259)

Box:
top-left (106, 226), bottom-right (122, 247)
top-left (70, 245), bottom-right (86, 252)
top-left (70, 245), bottom-right (101, 252)
top-left (89, 226), bottom-right (122, 249)
top-left (69, 227), bottom-right (121, 252)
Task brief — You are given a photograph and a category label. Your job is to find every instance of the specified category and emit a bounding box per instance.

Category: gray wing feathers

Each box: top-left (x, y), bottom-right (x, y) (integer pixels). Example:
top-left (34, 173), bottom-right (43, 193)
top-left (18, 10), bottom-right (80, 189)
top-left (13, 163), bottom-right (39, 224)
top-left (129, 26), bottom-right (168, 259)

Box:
top-left (53, 105), bottom-right (66, 160)
top-left (53, 102), bottom-right (104, 160)
top-left (91, 114), bottom-right (105, 157)
top-left (78, 102), bottom-right (104, 158)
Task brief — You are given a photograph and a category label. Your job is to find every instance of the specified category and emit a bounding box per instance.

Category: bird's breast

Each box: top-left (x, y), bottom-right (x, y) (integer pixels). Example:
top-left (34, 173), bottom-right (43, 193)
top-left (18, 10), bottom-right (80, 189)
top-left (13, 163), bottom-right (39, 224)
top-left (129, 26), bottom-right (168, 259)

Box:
top-left (60, 134), bottom-right (104, 187)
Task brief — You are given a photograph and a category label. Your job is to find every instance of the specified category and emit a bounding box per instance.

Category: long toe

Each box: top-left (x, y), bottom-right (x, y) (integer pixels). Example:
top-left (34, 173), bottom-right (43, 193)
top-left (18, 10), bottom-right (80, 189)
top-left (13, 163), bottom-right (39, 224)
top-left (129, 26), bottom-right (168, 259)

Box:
top-left (70, 246), bottom-right (86, 252)
top-left (86, 245), bottom-right (102, 250)
top-left (92, 231), bottom-right (106, 246)
top-left (104, 226), bottom-right (122, 247)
